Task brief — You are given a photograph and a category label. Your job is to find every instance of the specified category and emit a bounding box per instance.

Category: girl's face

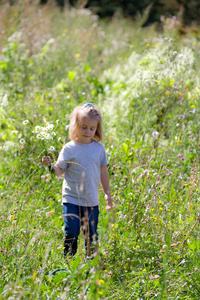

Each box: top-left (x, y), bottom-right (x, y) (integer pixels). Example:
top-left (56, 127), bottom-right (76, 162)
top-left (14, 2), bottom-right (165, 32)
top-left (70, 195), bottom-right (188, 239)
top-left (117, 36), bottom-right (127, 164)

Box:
top-left (76, 116), bottom-right (98, 144)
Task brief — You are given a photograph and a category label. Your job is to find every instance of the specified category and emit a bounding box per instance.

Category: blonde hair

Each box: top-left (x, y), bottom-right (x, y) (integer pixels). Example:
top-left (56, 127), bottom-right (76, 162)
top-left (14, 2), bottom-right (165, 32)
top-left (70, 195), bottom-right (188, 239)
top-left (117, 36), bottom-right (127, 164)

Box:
top-left (69, 104), bottom-right (103, 142)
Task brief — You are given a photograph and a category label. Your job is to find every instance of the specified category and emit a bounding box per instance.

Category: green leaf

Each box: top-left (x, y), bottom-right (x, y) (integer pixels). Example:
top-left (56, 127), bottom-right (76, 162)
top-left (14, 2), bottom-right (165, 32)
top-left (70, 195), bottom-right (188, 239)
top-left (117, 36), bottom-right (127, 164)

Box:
top-left (122, 143), bottom-right (128, 155)
top-left (83, 64), bottom-right (91, 72)
top-left (68, 71), bottom-right (77, 82)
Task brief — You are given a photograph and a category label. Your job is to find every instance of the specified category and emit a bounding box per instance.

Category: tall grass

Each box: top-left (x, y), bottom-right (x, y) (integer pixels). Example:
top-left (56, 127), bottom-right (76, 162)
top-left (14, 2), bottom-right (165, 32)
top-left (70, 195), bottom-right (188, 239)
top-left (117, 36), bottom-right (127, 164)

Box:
top-left (0, 1), bottom-right (200, 299)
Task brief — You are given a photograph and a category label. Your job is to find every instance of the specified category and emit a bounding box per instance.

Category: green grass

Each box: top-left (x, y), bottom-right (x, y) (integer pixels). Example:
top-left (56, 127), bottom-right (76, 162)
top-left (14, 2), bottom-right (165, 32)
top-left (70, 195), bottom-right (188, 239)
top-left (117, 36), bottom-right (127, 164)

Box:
top-left (0, 1), bottom-right (200, 299)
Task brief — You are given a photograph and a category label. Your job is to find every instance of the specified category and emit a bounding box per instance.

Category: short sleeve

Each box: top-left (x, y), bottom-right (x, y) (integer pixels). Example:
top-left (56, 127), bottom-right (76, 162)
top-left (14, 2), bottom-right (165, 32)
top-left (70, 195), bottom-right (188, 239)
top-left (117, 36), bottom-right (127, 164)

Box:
top-left (100, 144), bottom-right (108, 166)
top-left (56, 146), bottom-right (68, 169)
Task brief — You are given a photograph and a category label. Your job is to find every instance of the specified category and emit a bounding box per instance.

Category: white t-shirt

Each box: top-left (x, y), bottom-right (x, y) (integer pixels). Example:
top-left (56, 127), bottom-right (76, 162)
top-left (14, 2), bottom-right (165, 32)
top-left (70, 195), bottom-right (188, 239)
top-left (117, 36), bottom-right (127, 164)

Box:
top-left (56, 140), bottom-right (108, 206)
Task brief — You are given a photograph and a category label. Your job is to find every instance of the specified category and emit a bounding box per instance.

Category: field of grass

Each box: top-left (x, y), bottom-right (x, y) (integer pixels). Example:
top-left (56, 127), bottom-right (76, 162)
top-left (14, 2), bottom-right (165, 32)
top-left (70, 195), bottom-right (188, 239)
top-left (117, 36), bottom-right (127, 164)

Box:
top-left (0, 1), bottom-right (200, 299)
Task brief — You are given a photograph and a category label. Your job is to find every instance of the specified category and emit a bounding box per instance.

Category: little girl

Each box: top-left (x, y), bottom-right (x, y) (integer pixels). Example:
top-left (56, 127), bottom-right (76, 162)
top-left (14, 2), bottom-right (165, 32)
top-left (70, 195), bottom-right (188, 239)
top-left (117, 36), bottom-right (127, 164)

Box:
top-left (42, 103), bottom-right (112, 258)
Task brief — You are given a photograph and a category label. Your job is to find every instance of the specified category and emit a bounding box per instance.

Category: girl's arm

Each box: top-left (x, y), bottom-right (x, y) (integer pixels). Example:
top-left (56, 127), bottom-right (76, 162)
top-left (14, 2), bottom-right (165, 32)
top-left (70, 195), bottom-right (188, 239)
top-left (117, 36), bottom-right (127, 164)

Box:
top-left (42, 156), bottom-right (65, 177)
top-left (100, 165), bottom-right (112, 210)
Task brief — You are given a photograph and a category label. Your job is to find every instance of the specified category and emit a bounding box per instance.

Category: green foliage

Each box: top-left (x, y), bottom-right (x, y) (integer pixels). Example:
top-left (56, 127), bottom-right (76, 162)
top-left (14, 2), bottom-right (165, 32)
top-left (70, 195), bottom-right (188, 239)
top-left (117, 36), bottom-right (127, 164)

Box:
top-left (0, 2), bottom-right (200, 299)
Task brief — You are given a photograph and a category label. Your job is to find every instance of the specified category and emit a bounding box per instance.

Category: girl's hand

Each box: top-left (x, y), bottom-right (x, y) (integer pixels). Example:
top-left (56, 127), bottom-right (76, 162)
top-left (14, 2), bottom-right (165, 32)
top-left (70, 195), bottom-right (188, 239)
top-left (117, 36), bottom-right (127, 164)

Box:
top-left (42, 156), bottom-right (51, 167)
top-left (105, 194), bottom-right (112, 211)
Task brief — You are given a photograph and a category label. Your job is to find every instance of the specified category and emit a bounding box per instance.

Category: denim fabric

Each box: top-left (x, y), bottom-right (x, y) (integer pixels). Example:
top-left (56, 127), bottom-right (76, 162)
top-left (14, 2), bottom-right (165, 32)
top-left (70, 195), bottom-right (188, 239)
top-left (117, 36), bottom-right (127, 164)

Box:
top-left (63, 203), bottom-right (99, 257)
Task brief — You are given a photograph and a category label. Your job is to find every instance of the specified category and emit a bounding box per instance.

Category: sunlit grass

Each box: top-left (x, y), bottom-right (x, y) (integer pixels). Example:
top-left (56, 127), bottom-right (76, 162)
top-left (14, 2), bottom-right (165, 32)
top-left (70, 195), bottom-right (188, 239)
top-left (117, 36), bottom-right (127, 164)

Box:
top-left (0, 1), bottom-right (200, 299)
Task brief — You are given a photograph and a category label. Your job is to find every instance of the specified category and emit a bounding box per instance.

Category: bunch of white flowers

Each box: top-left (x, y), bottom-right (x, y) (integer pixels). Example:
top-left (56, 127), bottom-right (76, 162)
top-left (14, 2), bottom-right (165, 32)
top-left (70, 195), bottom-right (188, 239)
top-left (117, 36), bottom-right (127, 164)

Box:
top-left (12, 118), bottom-right (61, 152)
top-left (32, 117), bottom-right (57, 142)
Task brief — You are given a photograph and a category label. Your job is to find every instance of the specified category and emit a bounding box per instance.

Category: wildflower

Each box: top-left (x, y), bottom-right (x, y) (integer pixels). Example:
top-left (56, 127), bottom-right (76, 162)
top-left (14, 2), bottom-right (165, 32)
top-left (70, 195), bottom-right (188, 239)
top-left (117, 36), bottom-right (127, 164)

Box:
top-left (33, 125), bottom-right (41, 133)
top-left (46, 211), bottom-right (53, 217)
top-left (20, 138), bottom-right (25, 144)
top-left (46, 123), bottom-right (54, 130)
top-left (150, 274), bottom-right (160, 280)
top-left (108, 271), bottom-right (113, 275)
top-left (127, 258), bottom-right (130, 261)
top-left (170, 243), bottom-right (177, 247)
top-left (11, 130), bottom-right (18, 134)
top-left (194, 268), bottom-right (199, 272)
top-left (97, 280), bottom-right (104, 286)
top-left (192, 108), bottom-right (196, 113)
top-left (152, 131), bottom-right (159, 137)
top-left (22, 120), bottom-right (29, 125)
top-left (36, 279), bottom-right (41, 284)
top-left (18, 133), bottom-right (22, 139)
top-left (41, 175), bottom-right (46, 179)
top-left (21, 145), bottom-right (25, 149)
top-left (56, 119), bottom-right (59, 125)
top-left (36, 133), bottom-right (43, 139)
top-left (42, 132), bottom-right (51, 140)
top-left (181, 114), bottom-right (185, 118)
top-left (58, 176), bottom-right (62, 180)
top-left (180, 157), bottom-right (185, 161)
top-left (48, 146), bottom-right (55, 153)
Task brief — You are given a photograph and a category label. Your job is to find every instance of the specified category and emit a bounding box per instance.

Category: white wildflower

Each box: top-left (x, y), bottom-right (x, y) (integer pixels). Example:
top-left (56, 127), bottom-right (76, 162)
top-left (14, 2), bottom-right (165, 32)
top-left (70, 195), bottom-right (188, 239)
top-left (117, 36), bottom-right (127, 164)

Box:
top-left (22, 120), bottom-right (29, 125)
top-left (47, 123), bottom-right (54, 130)
top-left (36, 133), bottom-right (43, 139)
top-left (48, 146), bottom-right (55, 153)
top-left (20, 138), bottom-right (25, 144)
top-left (42, 132), bottom-right (51, 139)
top-left (18, 133), bottom-right (22, 139)
top-left (11, 130), bottom-right (18, 134)
top-left (33, 125), bottom-right (41, 133)
top-left (56, 119), bottom-right (59, 125)
top-left (152, 131), bottom-right (159, 137)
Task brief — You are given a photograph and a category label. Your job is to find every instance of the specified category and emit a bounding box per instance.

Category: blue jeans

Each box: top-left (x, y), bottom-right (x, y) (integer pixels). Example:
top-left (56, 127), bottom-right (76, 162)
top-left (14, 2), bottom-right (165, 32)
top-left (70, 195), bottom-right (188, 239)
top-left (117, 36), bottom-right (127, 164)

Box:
top-left (63, 203), bottom-right (99, 257)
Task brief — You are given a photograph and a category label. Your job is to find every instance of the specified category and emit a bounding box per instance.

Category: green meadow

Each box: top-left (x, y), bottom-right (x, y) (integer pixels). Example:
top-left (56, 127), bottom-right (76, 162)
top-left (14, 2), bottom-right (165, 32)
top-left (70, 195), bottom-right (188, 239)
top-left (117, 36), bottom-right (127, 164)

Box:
top-left (0, 2), bottom-right (200, 299)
